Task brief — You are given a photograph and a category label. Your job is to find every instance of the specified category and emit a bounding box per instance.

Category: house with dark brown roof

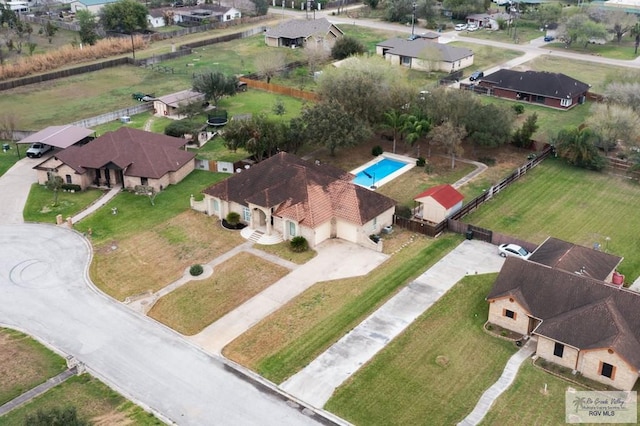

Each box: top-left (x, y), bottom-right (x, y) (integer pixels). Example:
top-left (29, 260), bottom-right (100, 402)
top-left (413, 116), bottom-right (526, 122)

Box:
top-left (34, 128), bottom-right (195, 192)
top-left (264, 18), bottom-right (343, 49)
top-left (201, 152), bottom-right (396, 248)
top-left (486, 240), bottom-right (639, 390)
top-left (376, 37), bottom-right (474, 72)
top-left (413, 184), bottom-right (464, 223)
top-left (477, 69), bottom-right (590, 110)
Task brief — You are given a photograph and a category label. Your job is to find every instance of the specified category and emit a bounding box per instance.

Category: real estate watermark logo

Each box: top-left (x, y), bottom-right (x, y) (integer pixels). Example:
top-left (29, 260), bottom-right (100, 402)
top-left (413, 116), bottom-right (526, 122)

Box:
top-left (566, 390), bottom-right (637, 423)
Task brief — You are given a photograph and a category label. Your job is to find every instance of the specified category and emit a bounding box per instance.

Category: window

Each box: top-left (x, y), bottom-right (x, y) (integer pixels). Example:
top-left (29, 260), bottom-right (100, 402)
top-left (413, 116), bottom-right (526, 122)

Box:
top-left (600, 362), bottom-right (615, 379)
top-left (213, 199), bottom-right (219, 212)
top-left (553, 342), bottom-right (564, 358)
top-left (504, 309), bottom-right (516, 319)
top-left (95, 169), bottom-right (101, 179)
top-left (372, 217), bottom-right (377, 231)
top-left (560, 98), bottom-right (572, 107)
top-left (401, 56), bottom-right (411, 66)
top-left (288, 221), bottom-right (296, 237)
top-left (243, 207), bottom-right (251, 222)
top-left (65, 174), bottom-right (72, 184)
top-left (141, 177), bottom-right (148, 186)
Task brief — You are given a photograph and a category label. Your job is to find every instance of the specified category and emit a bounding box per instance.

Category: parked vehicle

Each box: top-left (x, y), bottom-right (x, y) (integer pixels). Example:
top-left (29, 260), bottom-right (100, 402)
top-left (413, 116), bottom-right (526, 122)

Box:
top-left (498, 243), bottom-right (531, 259)
top-left (469, 70), bottom-right (484, 81)
top-left (455, 23), bottom-right (468, 31)
top-left (467, 24), bottom-right (479, 32)
top-left (26, 143), bottom-right (52, 158)
top-left (543, 35), bottom-right (555, 42)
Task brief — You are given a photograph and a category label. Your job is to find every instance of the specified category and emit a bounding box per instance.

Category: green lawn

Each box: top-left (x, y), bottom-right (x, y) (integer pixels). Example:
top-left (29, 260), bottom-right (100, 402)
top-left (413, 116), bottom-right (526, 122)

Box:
top-left (0, 375), bottom-right (162, 425)
top-left (0, 142), bottom-right (21, 177)
top-left (74, 170), bottom-right (227, 243)
top-left (23, 185), bottom-right (105, 224)
top-left (326, 273), bottom-right (517, 425)
top-left (464, 159), bottom-right (640, 280)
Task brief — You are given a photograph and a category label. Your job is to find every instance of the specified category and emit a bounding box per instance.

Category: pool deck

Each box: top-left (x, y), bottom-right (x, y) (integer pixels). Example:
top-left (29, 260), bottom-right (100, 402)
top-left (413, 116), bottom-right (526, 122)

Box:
top-left (350, 152), bottom-right (416, 189)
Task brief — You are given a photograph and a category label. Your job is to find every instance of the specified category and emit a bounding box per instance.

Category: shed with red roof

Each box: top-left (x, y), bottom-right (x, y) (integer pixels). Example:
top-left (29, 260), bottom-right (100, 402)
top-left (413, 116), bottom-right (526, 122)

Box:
top-left (414, 184), bottom-right (464, 223)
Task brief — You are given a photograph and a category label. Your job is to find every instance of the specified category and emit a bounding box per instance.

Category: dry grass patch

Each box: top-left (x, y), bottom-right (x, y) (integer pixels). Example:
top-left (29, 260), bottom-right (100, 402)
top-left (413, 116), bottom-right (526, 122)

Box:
top-left (148, 252), bottom-right (289, 335)
top-left (91, 210), bottom-right (245, 301)
top-left (0, 328), bottom-right (67, 405)
top-left (254, 242), bottom-right (317, 264)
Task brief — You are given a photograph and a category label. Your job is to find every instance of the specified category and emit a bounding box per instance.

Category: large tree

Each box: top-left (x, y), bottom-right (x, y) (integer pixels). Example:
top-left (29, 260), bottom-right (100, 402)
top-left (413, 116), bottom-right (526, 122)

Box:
top-left (588, 7), bottom-right (638, 43)
top-left (76, 10), bottom-right (99, 46)
top-left (254, 51), bottom-right (286, 84)
top-left (301, 100), bottom-right (371, 156)
top-left (604, 82), bottom-right (640, 111)
top-left (192, 71), bottom-right (237, 108)
top-left (99, 0), bottom-right (148, 59)
top-left (553, 127), bottom-right (606, 170)
top-left (526, 2), bottom-right (562, 29)
top-left (403, 114), bottom-right (431, 157)
top-left (430, 121), bottom-right (466, 169)
top-left (381, 109), bottom-right (408, 154)
top-left (586, 103), bottom-right (640, 154)
top-left (558, 13), bottom-right (608, 47)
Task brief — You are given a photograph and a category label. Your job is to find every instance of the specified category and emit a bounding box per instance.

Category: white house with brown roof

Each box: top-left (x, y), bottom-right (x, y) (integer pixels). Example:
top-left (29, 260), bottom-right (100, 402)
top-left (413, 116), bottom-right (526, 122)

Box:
top-left (200, 152), bottom-right (396, 249)
top-left (486, 238), bottom-right (640, 390)
top-left (153, 90), bottom-right (205, 117)
top-left (34, 127), bottom-right (195, 192)
top-left (376, 37), bottom-right (474, 72)
top-left (264, 18), bottom-right (343, 49)
top-left (413, 184), bottom-right (464, 223)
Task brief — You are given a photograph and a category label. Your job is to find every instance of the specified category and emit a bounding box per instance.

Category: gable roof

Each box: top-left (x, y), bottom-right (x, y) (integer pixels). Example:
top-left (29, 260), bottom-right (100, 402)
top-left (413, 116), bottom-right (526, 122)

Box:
top-left (264, 18), bottom-right (343, 39)
top-left (529, 237), bottom-right (622, 281)
top-left (155, 90), bottom-right (204, 108)
top-left (73, 0), bottom-right (118, 6)
top-left (414, 184), bottom-right (464, 209)
top-left (377, 38), bottom-right (473, 62)
top-left (18, 125), bottom-right (95, 149)
top-left (482, 69), bottom-right (590, 100)
top-left (54, 127), bottom-right (194, 179)
top-left (488, 257), bottom-right (640, 369)
top-left (203, 152), bottom-right (396, 227)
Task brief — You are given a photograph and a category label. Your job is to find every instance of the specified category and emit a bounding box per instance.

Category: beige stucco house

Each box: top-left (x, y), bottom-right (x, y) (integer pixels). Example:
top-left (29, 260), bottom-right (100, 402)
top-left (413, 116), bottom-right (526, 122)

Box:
top-left (413, 184), bottom-right (463, 223)
top-left (200, 152), bottom-right (396, 249)
top-left (376, 37), bottom-right (474, 73)
top-left (487, 238), bottom-right (639, 390)
top-left (264, 18), bottom-right (343, 49)
top-left (34, 127), bottom-right (195, 192)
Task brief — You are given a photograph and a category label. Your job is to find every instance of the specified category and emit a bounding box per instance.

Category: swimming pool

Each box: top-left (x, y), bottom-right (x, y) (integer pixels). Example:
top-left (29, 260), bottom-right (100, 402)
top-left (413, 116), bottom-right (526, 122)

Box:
top-left (351, 154), bottom-right (415, 189)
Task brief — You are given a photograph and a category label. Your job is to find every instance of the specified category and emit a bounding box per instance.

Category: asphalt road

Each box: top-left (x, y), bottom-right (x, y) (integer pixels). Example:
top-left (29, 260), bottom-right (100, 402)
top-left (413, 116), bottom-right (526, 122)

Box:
top-left (0, 223), bottom-right (326, 426)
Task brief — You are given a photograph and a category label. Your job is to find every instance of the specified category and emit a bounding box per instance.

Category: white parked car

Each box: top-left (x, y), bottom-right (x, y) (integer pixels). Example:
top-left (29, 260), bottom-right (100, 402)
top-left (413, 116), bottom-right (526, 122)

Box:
top-left (455, 23), bottom-right (468, 31)
top-left (467, 24), bottom-right (479, 32)
top-left (26, 143), bottom-right (52, 158)
top-left (498, 243), bottom-right (531, 260)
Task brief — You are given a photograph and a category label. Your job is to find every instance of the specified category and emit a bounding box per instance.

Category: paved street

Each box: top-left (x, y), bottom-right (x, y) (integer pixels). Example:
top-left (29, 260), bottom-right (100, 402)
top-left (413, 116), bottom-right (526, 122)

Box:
top-left (0, 224), bottom-right (330, 426)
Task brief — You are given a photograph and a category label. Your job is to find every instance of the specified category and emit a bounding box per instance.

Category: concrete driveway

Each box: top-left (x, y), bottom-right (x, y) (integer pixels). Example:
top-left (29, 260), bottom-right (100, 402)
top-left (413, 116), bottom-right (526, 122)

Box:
top-left (0, 224), bottom-right (328, 426)
top-left (0, 155), bottom-right (40, 224)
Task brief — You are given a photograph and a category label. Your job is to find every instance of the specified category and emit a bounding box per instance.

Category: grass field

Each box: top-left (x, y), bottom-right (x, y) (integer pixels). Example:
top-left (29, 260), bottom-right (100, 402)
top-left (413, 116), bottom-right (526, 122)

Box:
top-left (0, 328), bottom-right (67, 406)
top-left (224, 233), bottom-right (463, 383)
top-left (23, 184), bottom-right (105, 223)
top-left (0, 142), bottom-right (20, 177)
top-left (325, 273), bottom-right (517, 425)
top-left (464, 159), bottom-right (640, 280)
top-left (0, 374), bottom-right (162, 425)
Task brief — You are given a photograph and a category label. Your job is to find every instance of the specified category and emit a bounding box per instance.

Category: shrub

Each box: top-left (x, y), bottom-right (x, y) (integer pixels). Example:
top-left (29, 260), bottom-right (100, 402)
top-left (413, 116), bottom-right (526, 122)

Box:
top-left (331, 36), bottom-right (366, 60)
top-left (416, 157), bottom-right (426, 167)
top-left (190, 264), bottom-right (204, 276)
top-left (165, 119), bottom-right (199, 138)
top-left (395, 205), bottom-right (412, 218)
top-left (290, 236), bottom-right (309, 252)
top-left (61, 183), bottom-right (82, 192)
top-left (478, 156), bottom-right (496, 166)
top-left (371, 145), bottom-right (383, 156)
top-left (369, 234), bottom-right (380, 243)
top-left (192, 193), bottom-right (205, 202)
top-left (513, 103), bottom-right (525, 115)
top-left (226, 212), bottom-right (240, 225)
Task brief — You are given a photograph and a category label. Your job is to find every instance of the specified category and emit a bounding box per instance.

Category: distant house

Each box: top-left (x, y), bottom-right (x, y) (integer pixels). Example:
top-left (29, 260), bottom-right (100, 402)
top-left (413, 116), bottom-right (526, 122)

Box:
top-left (487, 238), bottom-right (640, 390)
top-left (376, 38), bottom-right (474, 72)
top-left (201, 152), bottom-right (396, 248)
top-left (413, 184), bottom-right (464, 223)
top-left (153, 90), bottom-right (205, 117)
top-left (264, 18), bottom-right (344, 49)
top-left (34, 128), bottom-right (195, 192)
top-left (477, 70), bottom-right (590, 110)
top-left (465, 12), bottom-right (512, 30)
top-left (70, 0), bottom-right (118, 13)
top-left (148, 5), bottom-right (240, 28)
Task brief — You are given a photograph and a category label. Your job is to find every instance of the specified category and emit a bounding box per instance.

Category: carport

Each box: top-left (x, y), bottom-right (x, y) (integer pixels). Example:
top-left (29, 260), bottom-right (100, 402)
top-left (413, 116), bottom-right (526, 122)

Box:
top-left (17, 125), bottom-right (95, 151)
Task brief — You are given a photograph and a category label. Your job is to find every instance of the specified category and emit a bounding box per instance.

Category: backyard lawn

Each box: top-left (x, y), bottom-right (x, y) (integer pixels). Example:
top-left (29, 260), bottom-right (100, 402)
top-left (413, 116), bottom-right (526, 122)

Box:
top-left (464, 159), bottom-right (640, 280)
top-left (0, 142), bottom-right (20, 177)
top-left (325, 273), bottom-right (517, 425)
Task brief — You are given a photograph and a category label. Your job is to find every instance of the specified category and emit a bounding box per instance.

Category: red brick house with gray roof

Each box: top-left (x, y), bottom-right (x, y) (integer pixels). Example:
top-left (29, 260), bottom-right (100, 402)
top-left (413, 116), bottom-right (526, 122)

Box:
top-left (487, 242), bottom-right (639, 390)
top-left (201, 152), bottom-right (396, 249)
top-left (34, 127), bottom-right (195, 192)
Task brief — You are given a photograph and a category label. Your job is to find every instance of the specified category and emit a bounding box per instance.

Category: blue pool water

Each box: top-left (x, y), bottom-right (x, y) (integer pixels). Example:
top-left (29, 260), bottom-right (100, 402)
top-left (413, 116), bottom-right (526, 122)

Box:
top-left (353, 158), bottom-right (407, 187)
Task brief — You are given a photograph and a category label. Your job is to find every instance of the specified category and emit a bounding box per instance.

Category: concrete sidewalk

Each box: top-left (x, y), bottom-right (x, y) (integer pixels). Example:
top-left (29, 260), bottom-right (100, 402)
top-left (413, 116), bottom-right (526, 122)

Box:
top-left (458, 337), bottom-right (536, 426)
top-left (280, 239), bottom-right (505, 408)
top-left (71, 184), bottom-right (121, 224)
top-left (0, 367), bottom-right (77, 416)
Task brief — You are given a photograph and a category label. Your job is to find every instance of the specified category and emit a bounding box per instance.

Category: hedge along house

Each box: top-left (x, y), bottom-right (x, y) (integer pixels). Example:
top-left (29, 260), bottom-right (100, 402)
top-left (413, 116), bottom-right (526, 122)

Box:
top-left (477, 70), bottom-right (590, 110)
top-left (264, 17), bottom-right (344, 49)
top-left (376, 37), bottom-right (474, 72)
top-left (486, 238), bottom-right (640, 390)
top-left (201, 152), bottom-right (396, 249)
top-left (34, 127), bottom-right (195, 192)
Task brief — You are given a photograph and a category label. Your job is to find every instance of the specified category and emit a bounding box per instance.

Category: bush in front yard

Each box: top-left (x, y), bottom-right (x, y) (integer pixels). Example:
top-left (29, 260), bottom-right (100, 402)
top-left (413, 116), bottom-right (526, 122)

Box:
top-left (290, 236), bottom-right (309, 252)
top-left (190, 264), bottom-right (204, 276)
top-left (226, 212), bottom-right (240, 226)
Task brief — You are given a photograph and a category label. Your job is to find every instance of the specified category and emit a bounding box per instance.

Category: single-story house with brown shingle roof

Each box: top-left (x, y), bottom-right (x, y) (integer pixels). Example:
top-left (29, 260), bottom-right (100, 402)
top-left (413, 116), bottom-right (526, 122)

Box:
top-left (264, 17), bottom-right (343, 49)
top-left (413, 184), bottom-right (464, 223)
top-left (34, 127), bottom-right (195, 192)
top-left (477, 69), bottom-right (590, 110)
top-left (487, 240), bottom-right (639, 390)
top-left (153, 90), bottom-right (205, 117)
top-left (376, 38), bottom-right (474, 72)
top-left (201, 152), bottom-right (396, 249)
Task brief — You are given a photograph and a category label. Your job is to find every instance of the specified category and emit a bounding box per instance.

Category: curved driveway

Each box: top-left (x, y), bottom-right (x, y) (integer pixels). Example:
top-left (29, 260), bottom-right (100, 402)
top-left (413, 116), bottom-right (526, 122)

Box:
top-left (0, 224), bottom-right (325, 425)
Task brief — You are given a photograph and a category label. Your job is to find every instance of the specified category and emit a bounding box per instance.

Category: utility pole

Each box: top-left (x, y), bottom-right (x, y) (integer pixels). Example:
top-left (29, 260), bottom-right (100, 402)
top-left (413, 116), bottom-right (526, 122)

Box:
top-left (411, 2), bottom-right (417, 38)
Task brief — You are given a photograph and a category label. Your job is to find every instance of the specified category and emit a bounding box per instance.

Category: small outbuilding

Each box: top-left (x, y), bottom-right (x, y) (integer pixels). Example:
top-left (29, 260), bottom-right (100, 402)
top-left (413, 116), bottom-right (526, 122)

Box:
top-left (153, 90), bottom-right (205, 117)
top-left (413, 184), bottom-right (464, 223)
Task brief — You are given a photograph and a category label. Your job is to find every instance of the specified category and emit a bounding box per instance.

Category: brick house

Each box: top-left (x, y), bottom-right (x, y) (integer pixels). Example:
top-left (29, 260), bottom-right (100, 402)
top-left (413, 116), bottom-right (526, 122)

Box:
top-left (486, 238), bottom-right (640, 390)
top-left (201, 152), bottom-right (396, 249)
top-left (477, 70), bottom-right (589, 110)
top-left (34, 127), bottom-right (195, 192)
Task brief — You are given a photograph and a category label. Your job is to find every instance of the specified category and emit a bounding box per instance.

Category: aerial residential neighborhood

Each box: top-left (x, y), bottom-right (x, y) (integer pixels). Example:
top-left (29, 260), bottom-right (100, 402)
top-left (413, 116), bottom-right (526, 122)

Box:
top-left (1, 0), bottom-right (640, 424)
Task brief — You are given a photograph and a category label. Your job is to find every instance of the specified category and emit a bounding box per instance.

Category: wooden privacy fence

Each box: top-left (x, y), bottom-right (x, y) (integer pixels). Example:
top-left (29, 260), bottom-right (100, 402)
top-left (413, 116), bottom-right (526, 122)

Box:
top-left (239, 77), bottom-right (319, 101)
top-left (393, 215), bottom-right (446, 237)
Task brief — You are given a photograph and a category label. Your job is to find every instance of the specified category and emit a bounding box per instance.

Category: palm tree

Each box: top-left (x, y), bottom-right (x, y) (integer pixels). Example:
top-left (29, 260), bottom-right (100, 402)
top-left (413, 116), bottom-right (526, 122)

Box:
top-left (381, 110), bottom-right (407, 154)
top-left (554, 127), bottom-right (605, 170)
top-left (403, 115), bottom-right (431, 157)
